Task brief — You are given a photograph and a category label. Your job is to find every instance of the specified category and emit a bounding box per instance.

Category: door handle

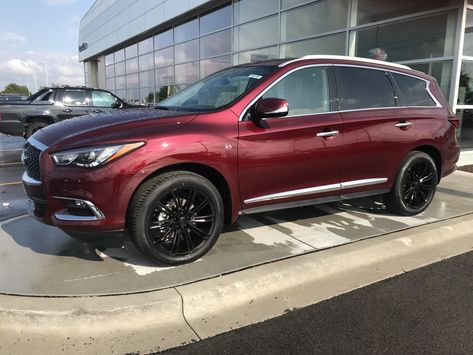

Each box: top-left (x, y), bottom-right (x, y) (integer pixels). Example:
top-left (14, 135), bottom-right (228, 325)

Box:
top-left (93, 110), bottom-right (103, 113)
top-left (62, 109), bottom-right (72, 113)
top-left (395, 122), bottom-right (413, 129)
top-left (317, 130), bottom-right (339, 138)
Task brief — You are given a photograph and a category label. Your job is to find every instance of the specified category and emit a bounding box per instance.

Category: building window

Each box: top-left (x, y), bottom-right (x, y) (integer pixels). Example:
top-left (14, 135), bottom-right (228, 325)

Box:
top-left (174, 18), bottom-right (199, 44)
top-left (409, 61), bottom-right (452, 100)
top-left (155, 29), bottom-right (173, 49)
top-left (233, 0), bottom-right (279, 24)
top-left (200, 4), bottom-right (231, 35)
top-left (175, 62), bottom-right (199, 84)
top-left (200, 55), bottom-right (232, 78)
top-left (174, 40), bottom-right (199, 64)
top-left (200, 29), bottom-right (231, 59)
top-left (280, 0), bottom-right (348, 42)
top-left (234, 46), bottom-right (279, 65)
top-left (234, 15), bottom-right (279, 51)
top-left (353, 12), bottom-right (457, 62)
top-left (280, 33), bottom-right (346, 57)
top-left (125, 44), bottom-right (138, 59)
top-left (354, 0), bottom-right (454, 26)
top-left (138, 37), bottom-right (154, 55)
top-left (155, 47), bottom-right (174, 68)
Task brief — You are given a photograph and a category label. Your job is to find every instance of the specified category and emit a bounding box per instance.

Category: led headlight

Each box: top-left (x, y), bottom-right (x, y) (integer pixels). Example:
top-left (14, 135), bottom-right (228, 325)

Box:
top-left (52, 142), bottom-right (144, 168)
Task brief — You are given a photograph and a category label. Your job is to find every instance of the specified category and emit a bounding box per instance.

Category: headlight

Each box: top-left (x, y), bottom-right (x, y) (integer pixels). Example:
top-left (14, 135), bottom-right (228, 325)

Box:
top-left (51, 142), bottom-right (144, 168)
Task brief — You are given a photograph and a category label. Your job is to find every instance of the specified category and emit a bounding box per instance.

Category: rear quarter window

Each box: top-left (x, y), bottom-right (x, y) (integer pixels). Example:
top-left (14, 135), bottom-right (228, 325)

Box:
top-left (391, 73), bottom-right (436, 107)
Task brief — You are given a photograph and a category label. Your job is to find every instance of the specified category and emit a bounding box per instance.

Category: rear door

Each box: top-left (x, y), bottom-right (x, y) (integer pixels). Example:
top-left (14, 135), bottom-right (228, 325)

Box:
top-left (335, 66), bottom-right (416, 195)
top-left (56, 89), bottom-right (91, 121)
top-left (238, 65), bottom-right (343, 210)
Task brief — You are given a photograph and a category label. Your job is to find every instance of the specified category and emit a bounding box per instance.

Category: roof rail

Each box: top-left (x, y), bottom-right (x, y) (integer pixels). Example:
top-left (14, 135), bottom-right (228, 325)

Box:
top-left (279, 55), bottom-right (411, 70)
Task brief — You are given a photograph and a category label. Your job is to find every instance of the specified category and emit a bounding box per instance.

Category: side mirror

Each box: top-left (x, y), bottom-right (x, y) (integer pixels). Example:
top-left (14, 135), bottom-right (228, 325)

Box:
top-left (253, 98), bottom-right (289, 120)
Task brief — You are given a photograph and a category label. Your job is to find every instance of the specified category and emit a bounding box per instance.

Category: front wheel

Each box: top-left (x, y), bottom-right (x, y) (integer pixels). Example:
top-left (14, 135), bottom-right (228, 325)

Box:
top-left (384, 151), bottom-right (437, 216)
top-left (127, 171), bottom-right (224, 265)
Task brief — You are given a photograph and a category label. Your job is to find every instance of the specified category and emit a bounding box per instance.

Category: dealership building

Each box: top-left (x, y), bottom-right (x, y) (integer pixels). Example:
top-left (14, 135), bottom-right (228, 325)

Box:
top-left (79, 0), bottom-right (473, 148)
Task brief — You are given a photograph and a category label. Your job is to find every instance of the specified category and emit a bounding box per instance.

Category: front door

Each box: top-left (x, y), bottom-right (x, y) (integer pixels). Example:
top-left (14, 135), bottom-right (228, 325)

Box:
top-left (238, 66), bottom-right (343, 210)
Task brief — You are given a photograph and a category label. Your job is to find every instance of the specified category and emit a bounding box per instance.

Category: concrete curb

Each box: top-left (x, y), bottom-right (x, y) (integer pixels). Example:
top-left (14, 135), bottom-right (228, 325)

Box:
top-left (0, 214), bottom-right (472, 354)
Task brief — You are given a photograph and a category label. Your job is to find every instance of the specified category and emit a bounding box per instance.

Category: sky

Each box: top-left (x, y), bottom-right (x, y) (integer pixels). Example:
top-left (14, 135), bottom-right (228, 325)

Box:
top-left (0, 0), bottom-right (96, 93)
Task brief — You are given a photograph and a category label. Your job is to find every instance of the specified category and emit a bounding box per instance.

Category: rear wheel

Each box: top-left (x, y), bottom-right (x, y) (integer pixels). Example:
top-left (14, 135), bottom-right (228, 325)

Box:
top-left (384, 151), bottom-right (437, 216)
top-left (128, 171), bottom-right (224, 265)
top-left (25, 120), bottom-right (48, 139)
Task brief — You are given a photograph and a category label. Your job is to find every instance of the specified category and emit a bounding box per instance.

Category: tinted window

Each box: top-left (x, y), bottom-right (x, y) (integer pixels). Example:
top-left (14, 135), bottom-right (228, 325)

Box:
top-left (392, 73), bottom-right (436, 107)
top-left (63, 90), bottom-right (89, 106)
top-left (337, 67), bottom-right (395, 110)
top-left (263, 67), bottom-right (330, 116)
top-left (92, 91), bottom-right (119, 108)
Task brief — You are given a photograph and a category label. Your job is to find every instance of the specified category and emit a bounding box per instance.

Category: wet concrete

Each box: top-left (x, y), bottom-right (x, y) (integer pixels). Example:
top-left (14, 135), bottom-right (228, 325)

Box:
top-left (0, 171), bottom-right (471, 297)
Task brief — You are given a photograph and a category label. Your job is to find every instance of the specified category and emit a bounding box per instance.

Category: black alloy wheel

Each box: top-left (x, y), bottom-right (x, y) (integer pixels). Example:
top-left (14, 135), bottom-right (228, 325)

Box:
top-left (148, 186), bottom-right (217, 257)
top-left (384, 151), bottom-right (438, 216)
top-left (128, 171), bottom-right (224, 265)
top-left (400, 159), bottom-right (436, 210)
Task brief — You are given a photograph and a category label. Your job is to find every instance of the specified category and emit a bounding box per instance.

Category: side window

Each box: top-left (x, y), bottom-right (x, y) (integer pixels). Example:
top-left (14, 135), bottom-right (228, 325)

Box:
top-left (262, 66), bottom-right (330, 116)
top-left (63, 90), bottom-right (90, 106)
top-left (92, 90), bottom-right (119, 108)
top-left (337, 67), bottom-right (396, 110)
top-left (392, 73), bottom-right (436, 107)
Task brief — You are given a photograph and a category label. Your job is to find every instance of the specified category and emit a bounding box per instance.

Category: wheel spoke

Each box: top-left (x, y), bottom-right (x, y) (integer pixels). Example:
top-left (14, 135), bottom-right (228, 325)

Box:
top-left (190, 196), bottom-right (210, 215)
top-left (150, 219), bottom-right (172, 230)
top-left (171, 190), bottom-right (182, 211)
top-left (183, 228), bottom-right (194, 252)
top-left (152, 227), bottom-right (173, 244)
top-left (188, 223), bottom-right (210, 240)
top-left (169, 231), bottom-right (180, 256)
top-left (419, 173), bottom-right (433, 184)
top-left (156, 202), bottom-right (175, 216)
top-left (191, 215), bottom-right (215, 223)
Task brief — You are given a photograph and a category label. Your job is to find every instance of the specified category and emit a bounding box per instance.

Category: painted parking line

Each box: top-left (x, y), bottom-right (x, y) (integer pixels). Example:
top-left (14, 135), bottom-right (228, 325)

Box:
top-left (0, 181), bottom-right (22, 187)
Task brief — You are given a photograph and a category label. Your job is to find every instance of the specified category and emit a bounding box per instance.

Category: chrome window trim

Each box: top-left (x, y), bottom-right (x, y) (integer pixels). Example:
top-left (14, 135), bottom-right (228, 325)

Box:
top-left (244, 178), bottom-right (388, 204)
top-left (238, 64), bottom-right (331, 122)
top-left (53, 196), bottom-right (106, 220)
top-left (21, 171), bottom-right (41, 186)
top-left (239, 63), bottom-right (442, 122)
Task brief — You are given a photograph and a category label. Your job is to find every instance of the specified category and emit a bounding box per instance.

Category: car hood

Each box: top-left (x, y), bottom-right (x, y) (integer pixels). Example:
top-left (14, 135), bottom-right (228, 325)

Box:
top-left (32, 108), bottom-right (196, 148)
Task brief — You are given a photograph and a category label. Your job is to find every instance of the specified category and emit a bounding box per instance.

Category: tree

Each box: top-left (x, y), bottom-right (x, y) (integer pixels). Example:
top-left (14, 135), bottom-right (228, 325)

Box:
top-left (1, 83), bottom-right (30, 96)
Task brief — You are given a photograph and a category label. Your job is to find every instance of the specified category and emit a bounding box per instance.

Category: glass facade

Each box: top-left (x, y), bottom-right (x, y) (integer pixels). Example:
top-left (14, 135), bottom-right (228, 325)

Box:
top-left (92, 0), bottom-right (473, 149)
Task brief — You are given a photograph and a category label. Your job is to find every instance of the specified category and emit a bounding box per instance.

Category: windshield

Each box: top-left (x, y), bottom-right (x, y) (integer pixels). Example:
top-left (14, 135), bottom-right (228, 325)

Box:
top-left (159, 66), bottom-right (277, 111)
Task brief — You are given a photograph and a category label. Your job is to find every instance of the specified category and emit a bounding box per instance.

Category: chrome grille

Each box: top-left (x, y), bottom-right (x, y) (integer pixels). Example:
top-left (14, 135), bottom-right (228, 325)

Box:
top-left (23, 143), bottom-right (42, 181)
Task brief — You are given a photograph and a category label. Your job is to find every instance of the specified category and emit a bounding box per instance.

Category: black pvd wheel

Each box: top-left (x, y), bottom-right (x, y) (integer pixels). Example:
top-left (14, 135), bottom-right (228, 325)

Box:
top-left (384, 151), bottom-right (437, 216)
top-left (128, 171), bottom-right (224, 265)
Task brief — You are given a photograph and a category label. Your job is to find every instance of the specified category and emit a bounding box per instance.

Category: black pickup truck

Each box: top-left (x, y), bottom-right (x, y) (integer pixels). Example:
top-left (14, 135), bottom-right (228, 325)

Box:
top-left (0, 87), bottom-right (136, 138)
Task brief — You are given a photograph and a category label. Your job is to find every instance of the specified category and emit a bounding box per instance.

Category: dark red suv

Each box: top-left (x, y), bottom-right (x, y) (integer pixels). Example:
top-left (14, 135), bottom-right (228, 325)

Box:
top-left (22, 55), bottom-right (460, 265)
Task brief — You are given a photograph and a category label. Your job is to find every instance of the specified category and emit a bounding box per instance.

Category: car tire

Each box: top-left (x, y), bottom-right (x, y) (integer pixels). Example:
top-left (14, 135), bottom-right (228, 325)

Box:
top-left (384, 151), bottom-right (437, 216)
top-left (25, 120), bottom-right (48, 139)
top-left (127, 171), bottom-right (224, 265)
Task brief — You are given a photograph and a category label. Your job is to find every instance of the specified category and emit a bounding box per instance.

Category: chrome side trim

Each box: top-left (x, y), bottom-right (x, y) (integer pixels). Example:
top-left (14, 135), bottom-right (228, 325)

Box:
top-left (279, 55), bottom-right (411, 70)
top-left (241, 189), bottom-right (390, 215)
top-left (340, 178), bottom-right (388, 189)
top-left (244, 178), bottom-right (388, 204)
top-left (28, 136), bottom-right (48, 151)
top-left (22, 171), bottom-right (42, 186)
top-left (53, 196), bottom-right (105, 220)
